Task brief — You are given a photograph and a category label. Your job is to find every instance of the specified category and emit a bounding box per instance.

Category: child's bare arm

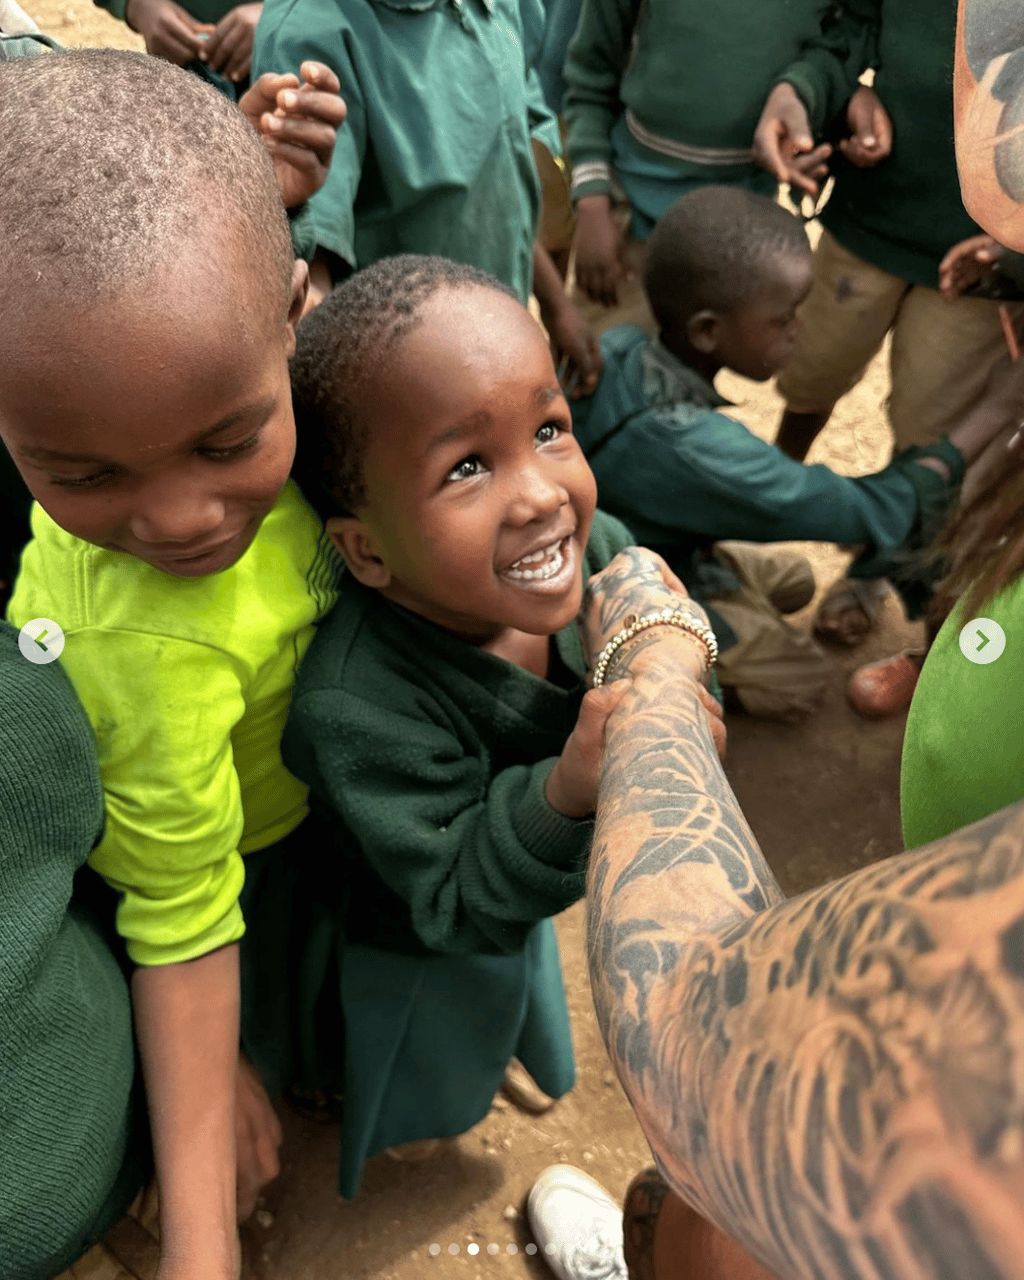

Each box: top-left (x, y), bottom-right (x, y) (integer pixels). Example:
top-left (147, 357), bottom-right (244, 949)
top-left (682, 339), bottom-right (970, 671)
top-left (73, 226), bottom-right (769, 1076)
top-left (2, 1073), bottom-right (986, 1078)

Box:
top-left (132, 946), bottom-right (247, 1280)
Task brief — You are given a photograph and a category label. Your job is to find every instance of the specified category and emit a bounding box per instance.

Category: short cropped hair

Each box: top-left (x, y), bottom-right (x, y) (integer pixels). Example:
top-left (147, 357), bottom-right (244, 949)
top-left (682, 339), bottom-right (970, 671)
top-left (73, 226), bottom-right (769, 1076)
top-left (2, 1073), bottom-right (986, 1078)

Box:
top-left (643, 186), bottom-right (809, 332)
top-left (0, 48), bottom-right (293, 317)
top-left (291, 254), bottom-right (517, 517)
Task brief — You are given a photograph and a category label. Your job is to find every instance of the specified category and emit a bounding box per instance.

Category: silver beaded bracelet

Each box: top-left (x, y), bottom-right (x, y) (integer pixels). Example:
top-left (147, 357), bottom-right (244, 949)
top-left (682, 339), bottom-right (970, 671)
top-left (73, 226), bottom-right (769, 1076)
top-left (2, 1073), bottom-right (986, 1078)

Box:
top-left (591, 607), bottom-right (718, 687)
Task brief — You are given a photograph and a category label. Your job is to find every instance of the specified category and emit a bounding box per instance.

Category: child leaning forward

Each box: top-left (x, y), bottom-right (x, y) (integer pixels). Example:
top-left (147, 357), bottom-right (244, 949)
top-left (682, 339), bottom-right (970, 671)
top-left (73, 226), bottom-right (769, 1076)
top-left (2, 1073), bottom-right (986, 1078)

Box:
top-left (1, 49), bottom-right (346, 1279)
top-left (282, 255), bottom-right (710, 1196)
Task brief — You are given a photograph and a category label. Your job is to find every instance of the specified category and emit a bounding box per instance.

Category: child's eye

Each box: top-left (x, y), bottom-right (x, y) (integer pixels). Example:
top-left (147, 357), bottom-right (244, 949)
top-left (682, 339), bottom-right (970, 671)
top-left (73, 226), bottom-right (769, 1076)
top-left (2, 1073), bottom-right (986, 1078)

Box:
top-left (50, 470), bottom-right (115, 489)
top-left (446, 455), bottom-right (484, 482)
top-left (536, 421), bottom-right (564, 445)
top-left (201, 433), bottom-right (261, 461)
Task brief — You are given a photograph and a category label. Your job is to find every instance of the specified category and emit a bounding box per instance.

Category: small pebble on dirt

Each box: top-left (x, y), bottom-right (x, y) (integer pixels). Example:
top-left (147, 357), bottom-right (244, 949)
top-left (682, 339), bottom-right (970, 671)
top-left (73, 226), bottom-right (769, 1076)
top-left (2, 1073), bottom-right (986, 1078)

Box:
top-left (254, 1210), bottom-right (274, 1229)
top-left (503, 1205), bottom-right (518, 1221)
top-left (501, 1137), bottom-right (512, 1150)
top-left (602, 1072), bottom-right (615, 1086)
top-left (582, 1151), bottom-right (595, 1163)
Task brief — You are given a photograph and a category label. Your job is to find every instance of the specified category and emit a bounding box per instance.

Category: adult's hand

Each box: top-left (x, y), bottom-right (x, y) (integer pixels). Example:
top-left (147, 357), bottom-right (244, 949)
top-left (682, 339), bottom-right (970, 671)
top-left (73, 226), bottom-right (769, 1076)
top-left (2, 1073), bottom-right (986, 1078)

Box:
top-left (200, 1), bottom-right (261, 83)
top-left (753, 82), bottom-right (832, 197)
top-left (125, 0), bottom-right (213, 66)
top-left (239, 62), bottom-right (346, 210)
top-left (838, 84), bottom-right (893, 167)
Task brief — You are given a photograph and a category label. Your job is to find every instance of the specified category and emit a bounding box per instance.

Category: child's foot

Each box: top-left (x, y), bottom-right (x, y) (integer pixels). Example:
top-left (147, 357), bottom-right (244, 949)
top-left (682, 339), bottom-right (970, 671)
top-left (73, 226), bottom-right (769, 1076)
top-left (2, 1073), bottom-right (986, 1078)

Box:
top-left (527, 1164), bottom-right (628, 1280)
top-left (813, 577), bottom-right (890, 646)
top-left (846, 649), bottom-right (925, 719)
top-left (501, 1057), bottom-right (556, 1114)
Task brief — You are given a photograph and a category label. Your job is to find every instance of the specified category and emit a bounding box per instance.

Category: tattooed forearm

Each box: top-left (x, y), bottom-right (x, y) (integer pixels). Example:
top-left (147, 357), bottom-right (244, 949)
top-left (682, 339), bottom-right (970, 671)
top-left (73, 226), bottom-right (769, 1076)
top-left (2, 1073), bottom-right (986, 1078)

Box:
top-left (587, 643), bottom-right (1024, 1280)
top-left (956, 0), bottom-right (1024, 241)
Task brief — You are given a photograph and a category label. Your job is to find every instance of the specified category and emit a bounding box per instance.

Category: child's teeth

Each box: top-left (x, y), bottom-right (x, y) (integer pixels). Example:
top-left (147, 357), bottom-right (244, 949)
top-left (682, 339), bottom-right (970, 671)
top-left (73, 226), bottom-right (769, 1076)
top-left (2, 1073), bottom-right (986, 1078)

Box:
top-left (506, 542), bottom-right (566, 581)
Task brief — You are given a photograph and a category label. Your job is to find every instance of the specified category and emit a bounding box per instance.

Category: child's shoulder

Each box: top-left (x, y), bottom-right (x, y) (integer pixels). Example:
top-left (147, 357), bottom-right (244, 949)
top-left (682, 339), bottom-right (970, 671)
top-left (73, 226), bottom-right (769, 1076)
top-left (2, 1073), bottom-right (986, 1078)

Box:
top-left (10, 481), bottom-right (334, 649)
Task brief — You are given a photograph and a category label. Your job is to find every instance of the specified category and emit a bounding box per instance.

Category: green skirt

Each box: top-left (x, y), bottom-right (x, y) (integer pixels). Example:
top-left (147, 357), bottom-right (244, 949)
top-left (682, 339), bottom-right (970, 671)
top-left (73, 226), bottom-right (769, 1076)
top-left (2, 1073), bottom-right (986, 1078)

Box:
top-left (238, 823), bottom-right (575, 1199)
top-left (338, 919), bottom-right (575, 1198)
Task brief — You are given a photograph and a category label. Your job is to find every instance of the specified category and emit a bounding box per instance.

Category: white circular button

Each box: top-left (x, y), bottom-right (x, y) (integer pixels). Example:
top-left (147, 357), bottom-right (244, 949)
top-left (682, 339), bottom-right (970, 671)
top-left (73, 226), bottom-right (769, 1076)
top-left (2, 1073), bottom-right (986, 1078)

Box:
top-left (958, 617), bottom-right (1006, 665)
top-left (18, 618), bottom-right (65, 665)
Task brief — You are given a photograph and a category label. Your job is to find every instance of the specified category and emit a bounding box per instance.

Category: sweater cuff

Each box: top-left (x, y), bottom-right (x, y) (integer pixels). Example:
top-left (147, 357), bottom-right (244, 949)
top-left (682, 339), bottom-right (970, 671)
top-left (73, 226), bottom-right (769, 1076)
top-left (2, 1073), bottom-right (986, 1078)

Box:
top-left (901, 435), bottom-right (968, 487)
top-left (570, 160), bottom-right (613, 203)
top-left (514, 762), bottom-right (594, 872)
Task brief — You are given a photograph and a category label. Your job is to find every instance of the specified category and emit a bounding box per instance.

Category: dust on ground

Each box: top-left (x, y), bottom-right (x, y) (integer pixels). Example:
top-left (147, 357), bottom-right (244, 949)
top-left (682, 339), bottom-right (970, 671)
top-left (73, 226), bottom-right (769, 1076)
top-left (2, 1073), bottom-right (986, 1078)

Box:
top-left (19, 6), bottom-right (917, 1275)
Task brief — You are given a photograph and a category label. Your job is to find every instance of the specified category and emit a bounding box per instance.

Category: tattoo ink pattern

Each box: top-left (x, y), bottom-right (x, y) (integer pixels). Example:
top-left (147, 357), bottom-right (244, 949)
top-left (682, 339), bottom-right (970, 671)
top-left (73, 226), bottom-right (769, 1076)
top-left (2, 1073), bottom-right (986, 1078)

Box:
top-left (586, 649), bottom-right (1024, 1280)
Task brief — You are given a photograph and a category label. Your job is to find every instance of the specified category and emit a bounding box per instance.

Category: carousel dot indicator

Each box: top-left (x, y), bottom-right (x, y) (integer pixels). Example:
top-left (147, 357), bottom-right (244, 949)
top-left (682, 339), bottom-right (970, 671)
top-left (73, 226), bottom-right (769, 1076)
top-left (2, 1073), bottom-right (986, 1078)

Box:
top-left (448, 1243), bottom-right (460, 1254)
top-left (507, 1243), bottom-right (518, 1254)
top-left (467, 1244), bottom-right (479, 1255)
top-left (487, 1243), bottom-right (499, 1254)
top-left (428, 1244), bottom-right (440, 1256)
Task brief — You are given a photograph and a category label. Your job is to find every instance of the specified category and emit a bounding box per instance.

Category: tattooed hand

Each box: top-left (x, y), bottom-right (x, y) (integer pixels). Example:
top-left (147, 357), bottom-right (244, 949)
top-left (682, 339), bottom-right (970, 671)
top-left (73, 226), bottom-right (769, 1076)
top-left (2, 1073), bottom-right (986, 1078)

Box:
top-left (580, 546), bottom-right (706, 661)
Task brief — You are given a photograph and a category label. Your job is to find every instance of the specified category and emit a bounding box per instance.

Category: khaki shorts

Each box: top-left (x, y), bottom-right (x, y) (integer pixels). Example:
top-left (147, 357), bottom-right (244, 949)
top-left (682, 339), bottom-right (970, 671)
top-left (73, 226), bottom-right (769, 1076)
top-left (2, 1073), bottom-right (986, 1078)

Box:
top-left (777, 227), bottom-right (1024, 448)
top-left (711, 542), bottom-right (830, 722)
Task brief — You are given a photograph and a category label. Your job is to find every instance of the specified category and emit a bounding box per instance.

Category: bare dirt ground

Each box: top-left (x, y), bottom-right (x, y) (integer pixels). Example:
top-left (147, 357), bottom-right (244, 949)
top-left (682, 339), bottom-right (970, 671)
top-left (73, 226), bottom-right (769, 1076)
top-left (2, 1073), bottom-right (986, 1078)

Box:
top-left (22, 7), bottom-right (919, 1276)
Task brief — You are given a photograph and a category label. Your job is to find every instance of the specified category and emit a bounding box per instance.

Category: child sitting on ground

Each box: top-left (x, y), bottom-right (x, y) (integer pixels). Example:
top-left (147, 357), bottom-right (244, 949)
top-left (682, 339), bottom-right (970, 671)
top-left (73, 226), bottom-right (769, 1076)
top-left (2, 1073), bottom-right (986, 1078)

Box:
top-left (2, 48), bottom-right (348, 1277)
top-left (571, 186), bottom-right (1024, 720)
top-left (281, 255), bottom-right (707, 1196)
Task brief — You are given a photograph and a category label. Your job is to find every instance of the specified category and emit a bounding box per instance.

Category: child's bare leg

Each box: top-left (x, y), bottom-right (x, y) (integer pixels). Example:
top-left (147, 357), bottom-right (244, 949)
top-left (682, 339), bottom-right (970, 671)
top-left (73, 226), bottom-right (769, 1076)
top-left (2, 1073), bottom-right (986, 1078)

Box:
top-left (774, 407), bottom-right (833, 460)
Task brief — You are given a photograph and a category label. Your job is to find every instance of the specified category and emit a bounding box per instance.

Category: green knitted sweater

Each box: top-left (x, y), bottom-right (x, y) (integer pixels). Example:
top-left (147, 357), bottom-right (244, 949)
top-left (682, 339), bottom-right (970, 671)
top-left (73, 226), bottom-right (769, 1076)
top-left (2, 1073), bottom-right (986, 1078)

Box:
top-left (0, 622), bottom-right (145, 1280)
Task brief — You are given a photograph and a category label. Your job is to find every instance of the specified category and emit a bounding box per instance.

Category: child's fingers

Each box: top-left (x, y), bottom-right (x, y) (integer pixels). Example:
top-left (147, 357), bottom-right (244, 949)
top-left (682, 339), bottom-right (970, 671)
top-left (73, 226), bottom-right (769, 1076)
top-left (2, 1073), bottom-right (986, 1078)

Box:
top-left (276, 84), bottom-right (348, 128)
top-left (299, 59), bottom-right (341, 96)
top-left (575, 683), bottom-right (629, 745)
top-left (261, 114), bottom-right (337, 161)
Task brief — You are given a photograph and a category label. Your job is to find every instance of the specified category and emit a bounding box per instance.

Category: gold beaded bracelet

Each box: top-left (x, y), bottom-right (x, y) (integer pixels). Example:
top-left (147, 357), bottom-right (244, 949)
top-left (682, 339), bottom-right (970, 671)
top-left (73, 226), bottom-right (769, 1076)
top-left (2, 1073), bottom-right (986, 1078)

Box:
top-left (591, 607), bottom-right (718, 687)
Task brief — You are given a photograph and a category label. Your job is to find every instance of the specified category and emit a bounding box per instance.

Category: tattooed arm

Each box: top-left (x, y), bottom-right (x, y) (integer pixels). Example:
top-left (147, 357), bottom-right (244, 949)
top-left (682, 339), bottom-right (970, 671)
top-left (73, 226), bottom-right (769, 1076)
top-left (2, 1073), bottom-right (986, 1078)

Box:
top-left (583, 549), bottom-right (1024, 1280)
top-left (955, 0), bottom-right (1024, 248)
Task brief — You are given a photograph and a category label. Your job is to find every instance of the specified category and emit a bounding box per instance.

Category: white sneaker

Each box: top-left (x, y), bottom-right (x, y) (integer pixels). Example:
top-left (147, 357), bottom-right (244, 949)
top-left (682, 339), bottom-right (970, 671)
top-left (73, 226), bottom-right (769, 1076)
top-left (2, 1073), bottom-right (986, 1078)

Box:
top-left (527, 1165), bottom-right (628, 1280)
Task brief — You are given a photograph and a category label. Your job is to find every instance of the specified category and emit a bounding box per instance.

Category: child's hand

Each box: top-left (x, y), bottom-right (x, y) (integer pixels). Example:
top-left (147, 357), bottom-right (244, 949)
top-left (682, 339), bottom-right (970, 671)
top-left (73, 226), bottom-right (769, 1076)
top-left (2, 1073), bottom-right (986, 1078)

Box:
top-left (938, 234), bottom-right (1004, 300)
top-left (125, 0), bottom-right (214, 65)
top-left (235, 1052), bottom-right (282, 1222)
top-left (239, 62), bottom-right (347, 210)
top-left (574, 194), bottom-right (627, 307)
top-left (544, 298), bottom-right (602, 398)
top-left (546, 684), bottom-right (628, 818)
top-left (753, 82), bottom-right (832, 198)
top-left (838, 85), bottom-right (892, 168)
top-left (199, 1), bottom-right (261, 83)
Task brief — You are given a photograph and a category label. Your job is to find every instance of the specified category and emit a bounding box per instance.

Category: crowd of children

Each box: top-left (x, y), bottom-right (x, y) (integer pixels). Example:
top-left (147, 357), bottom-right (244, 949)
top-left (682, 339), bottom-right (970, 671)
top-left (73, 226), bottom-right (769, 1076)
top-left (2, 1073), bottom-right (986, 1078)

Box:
top-left (4, 2), bottom-right (1024, 1279)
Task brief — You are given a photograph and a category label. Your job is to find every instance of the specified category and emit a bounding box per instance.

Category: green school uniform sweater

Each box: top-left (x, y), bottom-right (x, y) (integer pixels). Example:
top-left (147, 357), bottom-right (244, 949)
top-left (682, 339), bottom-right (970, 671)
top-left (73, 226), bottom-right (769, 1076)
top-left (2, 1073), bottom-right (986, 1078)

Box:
top-left (0, 623), bottom-right (145, 1280)
top-left (573, 327), bottom-right (965, 628)
top-left (281, 510), bottom-right (632, 958)
top-left (564, 0), bottom-right (872, 202)
top-left (783, 0), bottom-right (984, 286)
top-left (252, 0), bottom-right (559, 304)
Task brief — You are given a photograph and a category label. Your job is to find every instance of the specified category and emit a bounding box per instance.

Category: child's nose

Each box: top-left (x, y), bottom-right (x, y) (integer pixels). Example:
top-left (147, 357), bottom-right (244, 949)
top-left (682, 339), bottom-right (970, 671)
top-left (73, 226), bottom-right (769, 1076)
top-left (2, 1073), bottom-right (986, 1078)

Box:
top-left (128, 485), bottom-right (226, 545)
top-left (508, 461), bottom-right (565, 523)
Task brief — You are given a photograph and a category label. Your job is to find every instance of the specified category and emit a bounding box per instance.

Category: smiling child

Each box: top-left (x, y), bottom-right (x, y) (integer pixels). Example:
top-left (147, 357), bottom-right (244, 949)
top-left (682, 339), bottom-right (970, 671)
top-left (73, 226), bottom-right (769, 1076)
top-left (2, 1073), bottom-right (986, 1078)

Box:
top-left (282, 255), bottom-right (664, 1196)
top-left (1, 49), bottom-right (343, 1279)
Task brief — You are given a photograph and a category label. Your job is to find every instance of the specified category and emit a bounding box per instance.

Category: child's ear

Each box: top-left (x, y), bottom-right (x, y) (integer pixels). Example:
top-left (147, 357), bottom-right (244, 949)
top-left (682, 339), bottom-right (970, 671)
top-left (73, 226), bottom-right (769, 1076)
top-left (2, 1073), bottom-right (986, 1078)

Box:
top-left (326, 515), bottom-right (391, 589)
top-left (685, 308), bottom-right (723, 355)
top-left (284, 260), bottom-right (310, 354)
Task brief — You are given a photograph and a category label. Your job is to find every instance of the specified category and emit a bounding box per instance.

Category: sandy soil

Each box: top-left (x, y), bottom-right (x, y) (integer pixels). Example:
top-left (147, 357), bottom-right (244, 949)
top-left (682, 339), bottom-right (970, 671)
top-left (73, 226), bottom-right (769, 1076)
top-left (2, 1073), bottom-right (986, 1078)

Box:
top-left (18, 7), bottom-right (920, 1276)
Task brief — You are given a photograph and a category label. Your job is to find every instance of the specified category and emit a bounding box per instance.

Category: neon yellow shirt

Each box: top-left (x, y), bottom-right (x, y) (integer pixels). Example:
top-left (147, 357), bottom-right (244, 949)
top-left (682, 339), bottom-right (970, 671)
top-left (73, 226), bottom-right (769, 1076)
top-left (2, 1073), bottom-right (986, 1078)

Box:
top-left (7, 481), bottom-right (339, 966)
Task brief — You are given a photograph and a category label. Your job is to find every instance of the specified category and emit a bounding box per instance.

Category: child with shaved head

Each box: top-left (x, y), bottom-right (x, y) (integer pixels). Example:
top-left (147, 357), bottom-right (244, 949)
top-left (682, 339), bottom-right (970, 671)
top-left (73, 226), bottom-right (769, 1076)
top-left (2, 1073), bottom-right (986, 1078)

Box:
top-left (0, 47), bottom-right (345, 1278)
